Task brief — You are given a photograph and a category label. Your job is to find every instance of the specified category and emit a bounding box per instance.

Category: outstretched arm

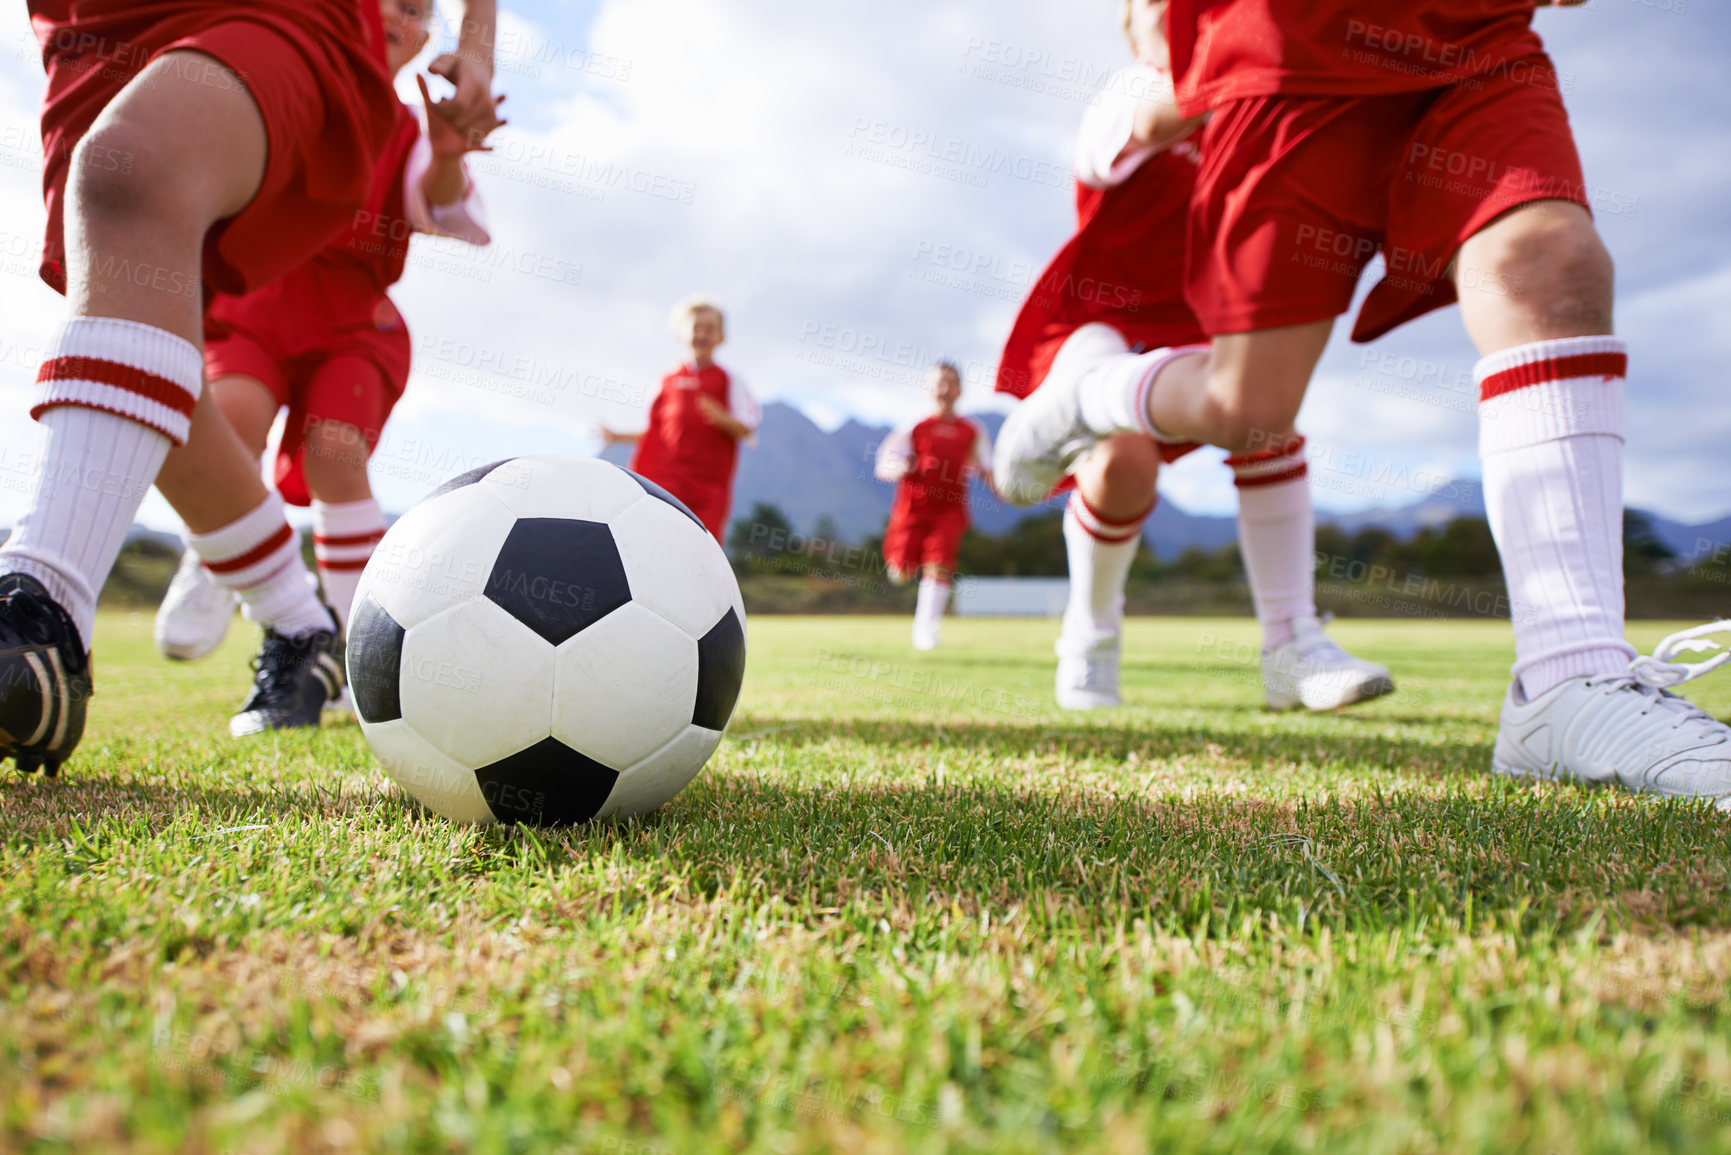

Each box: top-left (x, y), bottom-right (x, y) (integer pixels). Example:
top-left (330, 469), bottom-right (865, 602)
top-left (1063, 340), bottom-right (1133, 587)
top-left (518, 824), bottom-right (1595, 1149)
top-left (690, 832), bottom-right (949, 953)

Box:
top-left (874, 427), bottom-right (914, 482)
top-left (1127, 67), bottom-right (1203, 154)
top-left (695, 394), bottom-right (753, 441)
top-left (425, 0), bottom-right (505, 148)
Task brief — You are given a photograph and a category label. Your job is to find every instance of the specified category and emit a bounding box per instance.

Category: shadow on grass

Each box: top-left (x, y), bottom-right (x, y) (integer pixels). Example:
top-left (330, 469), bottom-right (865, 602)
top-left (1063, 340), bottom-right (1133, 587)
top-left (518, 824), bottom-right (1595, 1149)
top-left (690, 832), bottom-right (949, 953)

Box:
top-left (728, 715), bottom-right (1489, 781)
top-left (7, 729), bottom-right (1730, 938)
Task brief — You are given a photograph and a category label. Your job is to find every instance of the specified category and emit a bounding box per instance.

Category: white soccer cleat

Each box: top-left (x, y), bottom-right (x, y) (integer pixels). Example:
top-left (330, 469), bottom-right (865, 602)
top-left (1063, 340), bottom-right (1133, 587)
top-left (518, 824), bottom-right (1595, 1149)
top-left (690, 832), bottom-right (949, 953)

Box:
top-left (155, 550), bottom-right (238, 661)
top-left (992, 323), bottom-right (1126, 507)
top-left (1493, 620), bottom-right (1731, 810)
top-left (912, 625), bottom-right (939, 652)
top-left (1262, 615), bottom-right (1394, 711)
top-left (1055, 632), bottom-right (1122, 709)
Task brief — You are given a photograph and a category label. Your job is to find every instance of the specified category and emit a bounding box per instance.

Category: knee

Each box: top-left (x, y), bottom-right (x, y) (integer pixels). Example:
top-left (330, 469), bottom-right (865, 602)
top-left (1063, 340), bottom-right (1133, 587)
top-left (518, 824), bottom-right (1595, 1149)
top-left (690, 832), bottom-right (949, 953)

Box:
top-left (1469, 203), bottom-right (1615, 332)
top-left (1198, 391), bottom-right (1299, 455)
top-left (300, 421), bottom-right (371, 497)
top-left (70, 124), bottom-right (199, 236)
top-left (1086, 434), bottom-right (1160, 496)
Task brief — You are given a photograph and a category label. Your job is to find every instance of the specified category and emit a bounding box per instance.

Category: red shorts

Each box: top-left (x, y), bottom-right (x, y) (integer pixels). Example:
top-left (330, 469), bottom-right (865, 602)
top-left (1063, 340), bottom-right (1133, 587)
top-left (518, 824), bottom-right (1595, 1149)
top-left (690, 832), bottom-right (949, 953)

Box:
top-left (883, 505), bottom-right (968, 578)
top-left (1185, 53), bottom-right (1588, 342)
top-left (205, 269), bottom-right (410, 506)
top-left (32, 1), bottom-right (395, 297)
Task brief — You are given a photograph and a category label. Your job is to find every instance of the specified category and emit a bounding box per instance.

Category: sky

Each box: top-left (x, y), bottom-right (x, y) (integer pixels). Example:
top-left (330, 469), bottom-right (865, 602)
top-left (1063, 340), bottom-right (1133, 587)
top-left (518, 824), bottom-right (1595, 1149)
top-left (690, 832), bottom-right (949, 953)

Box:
top-left (0, 0), bottom-right (1726, 530)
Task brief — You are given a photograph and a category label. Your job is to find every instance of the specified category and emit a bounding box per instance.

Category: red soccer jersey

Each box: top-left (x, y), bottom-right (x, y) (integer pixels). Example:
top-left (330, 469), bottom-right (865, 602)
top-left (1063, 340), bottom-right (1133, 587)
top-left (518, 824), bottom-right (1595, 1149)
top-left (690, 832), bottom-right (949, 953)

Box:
top-left (1169, 0), bottom-right (1547, 116)
top-left (997, 64), bottom-right (1207, 399)
top-left (315, 102), bottom-right (423, 301)
top-left (630, 362), bottom-right (760, 539)
top-left (877, 415), bottom-right (991, 519)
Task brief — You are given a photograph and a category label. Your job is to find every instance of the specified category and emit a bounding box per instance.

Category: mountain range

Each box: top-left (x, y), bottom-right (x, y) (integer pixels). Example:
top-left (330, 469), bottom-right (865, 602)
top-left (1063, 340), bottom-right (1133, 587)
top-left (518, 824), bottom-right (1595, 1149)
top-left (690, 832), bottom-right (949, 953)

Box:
top-left (607, 402), bottom-right (1727, 560)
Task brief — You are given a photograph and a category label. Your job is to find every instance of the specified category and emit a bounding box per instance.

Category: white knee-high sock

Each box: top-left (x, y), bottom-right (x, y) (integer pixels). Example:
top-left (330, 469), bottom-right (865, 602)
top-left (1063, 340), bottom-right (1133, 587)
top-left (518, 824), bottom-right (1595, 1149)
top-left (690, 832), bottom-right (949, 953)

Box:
top-left (0, 318), bottom-right (203, 646)
top-left (1477, 336), bottom-right (1634, 699)
top-left (1227, 435), bottom-right (1316, 649)
top-left (312, 497), bottom-right (386, 630)
top-left (1077, 342), bottom-right (1211, 442)
top-left (187, 492), bottom-right (334, 638)
top-left (1061, 491), bottom-right (1151, 642)
top-left (914, 577), bottom-right (950, 640)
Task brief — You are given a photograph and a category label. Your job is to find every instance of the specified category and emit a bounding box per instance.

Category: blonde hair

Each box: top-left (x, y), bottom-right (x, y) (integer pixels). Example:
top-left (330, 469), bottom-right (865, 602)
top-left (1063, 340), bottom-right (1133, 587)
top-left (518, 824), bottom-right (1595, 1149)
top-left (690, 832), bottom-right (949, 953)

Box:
top-left (1121, 0), bottom-right (1134, 41)
top-left (668, 295), bottom-right (725, 335)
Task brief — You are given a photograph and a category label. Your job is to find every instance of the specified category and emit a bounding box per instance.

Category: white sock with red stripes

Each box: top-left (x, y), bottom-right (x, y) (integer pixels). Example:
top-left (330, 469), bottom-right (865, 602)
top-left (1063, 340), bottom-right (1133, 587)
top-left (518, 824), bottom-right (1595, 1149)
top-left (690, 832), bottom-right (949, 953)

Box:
top-left (1227, 435), bottom-right (1316, 649)
top-left (187, 492), bottom-right (334, 639)
top-left (1077, 345), bottom-right (1211, 441)
top-left (1477, 336), bottom-right (1635, 699)
top-left (0, 318), bottom-right (203, 646)
top-left (312, 497), bottom-right (386, 630)
top-left (1062, 491), bottom-right (1151, 642)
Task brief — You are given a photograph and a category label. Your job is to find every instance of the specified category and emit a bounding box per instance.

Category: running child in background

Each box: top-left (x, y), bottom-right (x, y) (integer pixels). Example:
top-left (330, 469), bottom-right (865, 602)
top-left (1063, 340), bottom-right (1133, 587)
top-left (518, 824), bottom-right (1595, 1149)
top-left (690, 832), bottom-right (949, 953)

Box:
top-left (603, 298), bottom-right (761, 542)
top-left (154, 0), bottom-right (501, 738)
top-left (996, 0), bottom-right (1390, 710)
top-left (874, 362), bottom-right (993, 652)
top-left (996, 0), bottom-right (1731, 802)
top-left (0, 0), bottom-right (501, 773)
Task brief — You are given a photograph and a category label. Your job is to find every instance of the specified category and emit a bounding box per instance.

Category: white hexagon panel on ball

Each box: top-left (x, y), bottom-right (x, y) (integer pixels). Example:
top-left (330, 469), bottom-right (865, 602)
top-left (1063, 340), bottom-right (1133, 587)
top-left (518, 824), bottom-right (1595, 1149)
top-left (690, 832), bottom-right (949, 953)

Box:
top-left (607, 494), bottom-right (743, 639)
top-left (551, 601), bottom-right (699, 771)
top-left (398, 598), bottom-right (555, 768)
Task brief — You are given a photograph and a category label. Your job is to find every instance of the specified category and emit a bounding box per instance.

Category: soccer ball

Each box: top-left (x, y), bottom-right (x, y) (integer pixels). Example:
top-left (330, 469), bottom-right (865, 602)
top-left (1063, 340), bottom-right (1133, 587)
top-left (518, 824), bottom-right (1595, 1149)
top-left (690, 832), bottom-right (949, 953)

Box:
top-left (345, 455), bottom-right (746, 825)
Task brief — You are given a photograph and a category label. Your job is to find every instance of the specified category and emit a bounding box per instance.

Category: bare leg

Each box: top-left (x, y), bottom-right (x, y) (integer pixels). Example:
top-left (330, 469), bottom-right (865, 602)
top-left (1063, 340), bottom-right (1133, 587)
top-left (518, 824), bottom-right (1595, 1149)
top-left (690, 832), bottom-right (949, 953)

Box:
top-left (66, 52), bottom-right (266, 340)
top-left (301, 420), bottom-right (376, 504)
top-left (1073, 433), bottom-right (1159, 520)
top-left (1145, 321), bottom-right (1333, 454)
top-left (1454, 200), bottom-right (1614, 356)
top-left (156, 375), bottom-right (282, 531)
top-left (210, 375), bottom-right (280, 459)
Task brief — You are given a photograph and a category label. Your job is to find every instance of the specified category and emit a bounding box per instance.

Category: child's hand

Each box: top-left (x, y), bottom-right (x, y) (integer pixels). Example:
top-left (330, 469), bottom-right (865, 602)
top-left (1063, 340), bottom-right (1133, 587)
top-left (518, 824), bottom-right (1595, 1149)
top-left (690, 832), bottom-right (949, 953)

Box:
top-left (423, 54), bottom-right (507, 153)
top-left (695, 395), bottom-right (727, 425)
top-left (418, 74), bottom-right (505, 159)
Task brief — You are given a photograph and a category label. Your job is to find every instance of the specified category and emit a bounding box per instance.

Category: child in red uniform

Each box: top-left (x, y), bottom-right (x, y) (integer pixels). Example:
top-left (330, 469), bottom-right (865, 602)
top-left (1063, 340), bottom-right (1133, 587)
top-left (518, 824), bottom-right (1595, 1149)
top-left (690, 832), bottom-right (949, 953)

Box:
top-left (997, 0), bottom-right (1390, 710)
top-left (604, 298), bottom-right (761, 542)
top-left (998, 0), bottom-right (1731, 802)
top-left (874, 362), bottom-right (993, 651)
top-left (0, 0), bottom-right (501, 772)
top-left (153, 0), bottom-right (499, 730)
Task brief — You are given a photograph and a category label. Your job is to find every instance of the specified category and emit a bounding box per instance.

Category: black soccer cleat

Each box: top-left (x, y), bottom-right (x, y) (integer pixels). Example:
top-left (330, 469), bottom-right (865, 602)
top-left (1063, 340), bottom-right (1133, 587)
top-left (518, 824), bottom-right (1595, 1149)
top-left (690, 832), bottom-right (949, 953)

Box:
top-left (0, 573), bottom-right (93, 777)
top-left (230, 623), bottom-right (345, 737)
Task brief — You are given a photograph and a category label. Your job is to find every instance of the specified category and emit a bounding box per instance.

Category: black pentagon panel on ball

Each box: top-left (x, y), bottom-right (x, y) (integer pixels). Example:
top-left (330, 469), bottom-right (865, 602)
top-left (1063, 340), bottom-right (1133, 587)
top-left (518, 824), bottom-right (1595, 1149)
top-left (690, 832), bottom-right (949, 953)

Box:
top-left (346, 595), bottom-right (405, 724)
top-left (624, 469), bottom-right (705, 531)
top-left (485, 518), bottom-right (632, 645)
top-left (426, 458), bottom-right (514, 501)
top-left (693, 608), bottom-right (746, 731)
top-left (474, 736), bottom-right (620, 825)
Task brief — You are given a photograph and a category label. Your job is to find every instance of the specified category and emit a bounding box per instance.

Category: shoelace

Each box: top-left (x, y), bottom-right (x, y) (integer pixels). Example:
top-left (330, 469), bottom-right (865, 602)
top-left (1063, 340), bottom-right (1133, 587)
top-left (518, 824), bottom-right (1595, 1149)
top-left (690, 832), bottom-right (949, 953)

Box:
top-left (1589, 620), bottom-right (1731, 735)
top-left (249, 632), bottom-right (318, 697)
top-left (0, 581), bottom-right (87, 670)
top-left (0, 585), bottom-right (50, 647)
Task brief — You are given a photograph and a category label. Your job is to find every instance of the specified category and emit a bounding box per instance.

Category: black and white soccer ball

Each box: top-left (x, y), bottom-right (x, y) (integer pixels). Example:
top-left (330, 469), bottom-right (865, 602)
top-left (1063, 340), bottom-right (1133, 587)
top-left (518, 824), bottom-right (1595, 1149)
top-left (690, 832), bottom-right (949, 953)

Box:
top-left (346, 455), bottom-right (746, 825)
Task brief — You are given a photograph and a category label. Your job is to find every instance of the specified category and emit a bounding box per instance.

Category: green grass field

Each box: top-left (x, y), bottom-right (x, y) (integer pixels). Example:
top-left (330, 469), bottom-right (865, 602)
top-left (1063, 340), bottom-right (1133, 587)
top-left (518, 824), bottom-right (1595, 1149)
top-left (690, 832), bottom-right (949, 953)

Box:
top-left (5, 612), bottom-right (1731, 1154)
